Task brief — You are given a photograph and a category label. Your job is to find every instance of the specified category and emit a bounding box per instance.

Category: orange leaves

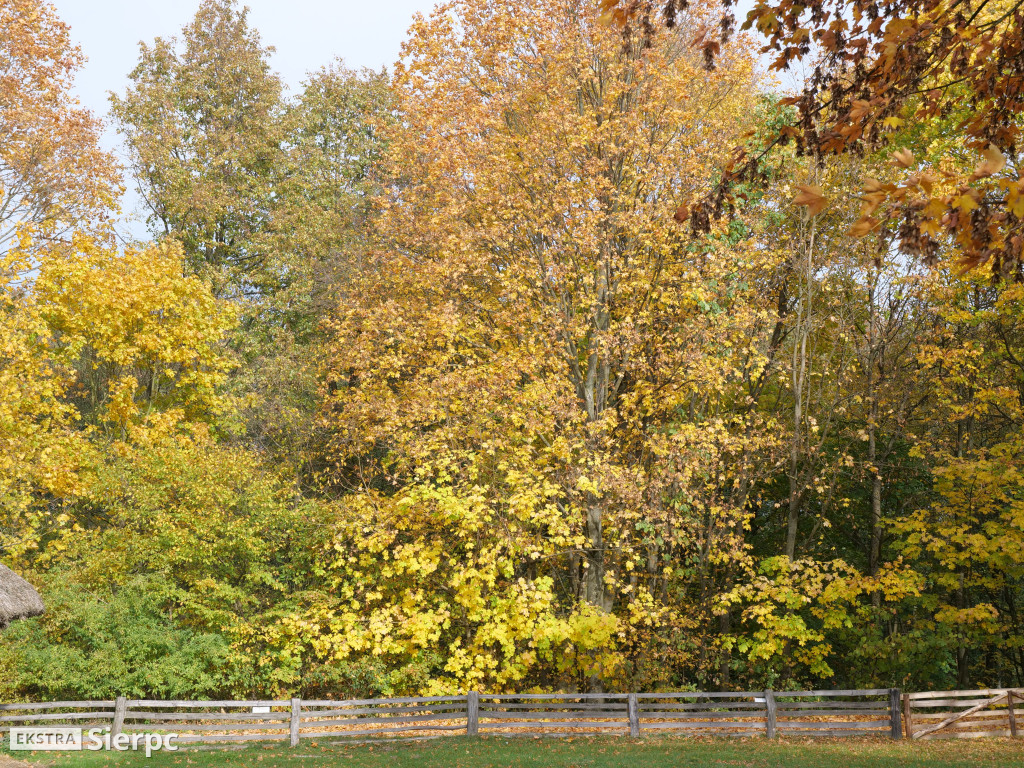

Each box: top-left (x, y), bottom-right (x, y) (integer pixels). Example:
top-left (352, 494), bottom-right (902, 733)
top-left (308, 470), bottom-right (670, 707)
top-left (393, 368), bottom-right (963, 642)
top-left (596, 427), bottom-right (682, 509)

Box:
top-left (849, 99), bottom-right (872, 122)
top-left (956, 191), bottom-right (980, 213)
top-left (972, 144), bottom-right (1006, 180)
top-left (792, 184), bottom-right (828, 216)
top-left (847, 216), bottom-right (880, 238)
top-left (1007, 181), bottom-right (1024, 220)
top-left (0, 0), bottom-right (120, 249)
top-left (597, 0), bottom-right (631, 26)
top-left (891, 148), bottom-right (915, 168)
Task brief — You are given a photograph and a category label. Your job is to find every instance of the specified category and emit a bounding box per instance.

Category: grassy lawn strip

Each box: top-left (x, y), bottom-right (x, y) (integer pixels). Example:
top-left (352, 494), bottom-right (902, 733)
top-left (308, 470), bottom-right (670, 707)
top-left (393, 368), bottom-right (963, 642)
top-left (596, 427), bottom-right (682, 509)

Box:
top-left (4, 735), bottom-right (1024, 768)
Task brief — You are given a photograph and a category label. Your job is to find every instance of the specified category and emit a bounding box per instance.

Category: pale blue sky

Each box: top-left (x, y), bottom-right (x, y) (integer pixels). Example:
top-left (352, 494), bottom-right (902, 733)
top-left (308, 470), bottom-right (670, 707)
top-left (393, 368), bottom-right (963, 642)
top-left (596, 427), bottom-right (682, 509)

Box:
top-left (50, 0), bottom-right (440, 233)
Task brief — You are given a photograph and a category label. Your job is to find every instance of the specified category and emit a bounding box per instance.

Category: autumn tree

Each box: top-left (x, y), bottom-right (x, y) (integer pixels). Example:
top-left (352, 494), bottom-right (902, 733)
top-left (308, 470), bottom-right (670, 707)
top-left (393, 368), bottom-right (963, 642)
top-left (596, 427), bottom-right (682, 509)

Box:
top-left (33, 235), bottom-right (237, 440)
top-left (306, 0), bottom-right (795, 691)
top-left (0, 0), bottom-right (120, 250)
top-left (0, 231), bottom-right (237, 562)
top-left (0, 236), bottom-right (86, 561)
top-left (110, 0), bottom-right (286, 300)
top-left (237, 63), bottom-right (393, 469)
top-left (602, 0), bottom-right (1023, 280)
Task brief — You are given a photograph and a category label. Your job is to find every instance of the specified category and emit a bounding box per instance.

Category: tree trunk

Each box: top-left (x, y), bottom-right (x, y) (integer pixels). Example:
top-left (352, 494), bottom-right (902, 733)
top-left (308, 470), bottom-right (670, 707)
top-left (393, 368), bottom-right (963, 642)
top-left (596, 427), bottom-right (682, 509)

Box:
top-left (867, 276), bottom-right (883, 584)
top-left (786, 214), bottom-right (815, 560)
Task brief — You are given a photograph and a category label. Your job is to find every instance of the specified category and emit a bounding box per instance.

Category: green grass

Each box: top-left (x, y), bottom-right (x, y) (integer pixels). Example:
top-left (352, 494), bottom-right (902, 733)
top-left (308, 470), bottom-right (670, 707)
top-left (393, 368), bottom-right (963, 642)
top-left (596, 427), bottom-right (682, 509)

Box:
top-left (4, 736), bottom-right (1024, 768)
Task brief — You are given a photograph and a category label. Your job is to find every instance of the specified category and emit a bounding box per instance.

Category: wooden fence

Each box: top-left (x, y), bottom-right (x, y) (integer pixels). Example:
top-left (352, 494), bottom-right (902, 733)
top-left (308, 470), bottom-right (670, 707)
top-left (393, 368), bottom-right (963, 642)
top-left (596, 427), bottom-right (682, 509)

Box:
top-left (0, 689), bottom-right (902, 745)
top-left (903, 688), bottom-right (1023, 740)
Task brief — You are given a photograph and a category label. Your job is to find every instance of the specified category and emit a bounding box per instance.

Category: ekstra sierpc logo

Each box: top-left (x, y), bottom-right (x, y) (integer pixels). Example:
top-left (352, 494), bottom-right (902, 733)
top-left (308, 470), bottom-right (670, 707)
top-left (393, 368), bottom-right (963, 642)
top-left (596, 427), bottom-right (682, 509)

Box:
top-left (8, 727), bottom-right (178, 757)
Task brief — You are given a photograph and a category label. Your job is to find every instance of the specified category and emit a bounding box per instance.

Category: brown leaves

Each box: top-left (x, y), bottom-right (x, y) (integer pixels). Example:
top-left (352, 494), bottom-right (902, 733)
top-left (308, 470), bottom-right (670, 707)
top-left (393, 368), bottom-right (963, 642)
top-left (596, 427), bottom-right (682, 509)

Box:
top-left (973, 144), bottom-right (1006, 180)
top-left (848, 216), bottom-right (880, 238)
top-left (792, 184), bottom-right (828, 216)
top-left (891, 149), bottom-right (915, 168)
top-left (604, 0), bottom-right (1024, 277)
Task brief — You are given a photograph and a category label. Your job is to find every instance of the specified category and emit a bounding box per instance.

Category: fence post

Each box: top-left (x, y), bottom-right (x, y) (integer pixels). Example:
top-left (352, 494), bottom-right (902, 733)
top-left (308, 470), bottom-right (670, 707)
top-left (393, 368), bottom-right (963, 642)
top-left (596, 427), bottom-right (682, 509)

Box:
top-left (627, 693), bottom-right (640, 738)
top-left (1008, 691), bottom-right (1018, 738)
top-left (889, 688), bottom-right (903, 739)
top-left (467, 691), bottom-right (479, 736)
top-left (764, 690), bottom-right (776, 739)
top-left (902, 693), bottom-right (914, 739)
top-left (111, 696), bottom-right (127, 741)
top-left (290, 698), bottom-right (300, 747)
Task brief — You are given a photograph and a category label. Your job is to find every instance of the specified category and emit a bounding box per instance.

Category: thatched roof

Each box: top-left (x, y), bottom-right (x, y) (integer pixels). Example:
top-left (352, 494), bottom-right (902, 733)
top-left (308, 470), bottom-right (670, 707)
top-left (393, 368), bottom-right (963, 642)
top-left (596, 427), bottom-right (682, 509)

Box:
top-left (0, 564), bottom-right (44, 629)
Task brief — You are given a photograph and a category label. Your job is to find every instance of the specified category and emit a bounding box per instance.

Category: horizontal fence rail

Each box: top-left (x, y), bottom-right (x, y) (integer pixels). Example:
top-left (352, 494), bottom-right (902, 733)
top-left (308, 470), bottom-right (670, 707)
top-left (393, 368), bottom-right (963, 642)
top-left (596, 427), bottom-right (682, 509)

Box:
top-left (637, 692), bottom-right (766, 737)
top-left (16, 687), bottom-right (1014, 746)
top-left (478, 693), bottom-right (630, 735)
top-left (904, 688), bottom-right (1023, 740)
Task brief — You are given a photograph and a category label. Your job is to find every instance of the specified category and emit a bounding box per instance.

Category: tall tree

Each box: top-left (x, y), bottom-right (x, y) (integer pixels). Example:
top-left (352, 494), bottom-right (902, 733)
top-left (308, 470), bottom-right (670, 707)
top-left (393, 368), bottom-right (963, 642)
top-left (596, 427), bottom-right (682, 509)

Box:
top-left (232, 63), bottom-right (393, 470)
top-left (110, 0), bottom-right (285, 300)
top-left (314, 0), bottom-right (782, 691)
top-left (0, 0), bottom-right (120, 250)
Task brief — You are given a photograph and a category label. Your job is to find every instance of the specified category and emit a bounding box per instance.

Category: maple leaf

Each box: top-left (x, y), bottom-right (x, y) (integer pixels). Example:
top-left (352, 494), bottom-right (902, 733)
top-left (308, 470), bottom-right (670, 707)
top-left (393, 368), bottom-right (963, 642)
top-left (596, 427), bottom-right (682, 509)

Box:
top-left (891, 149), bottom-right (915, 168)
top-left (974, 145), bottom-right (1006, 179)
top-left (848, 216), bottom-right (880, 238)
top-left (792, 184), bottom-right (829, 216)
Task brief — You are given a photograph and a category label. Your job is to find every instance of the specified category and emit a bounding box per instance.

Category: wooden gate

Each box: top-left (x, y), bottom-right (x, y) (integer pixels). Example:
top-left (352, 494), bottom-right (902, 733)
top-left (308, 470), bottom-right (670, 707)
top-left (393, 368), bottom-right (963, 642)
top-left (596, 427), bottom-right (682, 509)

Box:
top-left (904, 689), bottom-right (1023, 739)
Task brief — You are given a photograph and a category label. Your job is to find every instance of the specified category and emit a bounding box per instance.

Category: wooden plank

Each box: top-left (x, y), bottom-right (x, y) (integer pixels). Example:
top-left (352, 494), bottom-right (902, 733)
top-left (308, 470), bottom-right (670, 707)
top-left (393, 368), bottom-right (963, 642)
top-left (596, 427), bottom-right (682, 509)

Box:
top-left (302, 713), bottom-right (466, 728)
top-left (907, 689), bottom-right (1021, 701)
top-left (903, 693), bottom-right (913, 739)
top-left (775, 709), bottom-right (890, 718)
top-left (290, 698), bottom-right (300, 748)
top-left (0, 712), bottom-right (115, 722)
top-left (302, 705), bottom-right (465, 718)
top-left (912, 710), bottom-right (1012, 721)
top-left (479, 711), bottom-right (628, 721)
top-left (111, 697), bottom-right (127, 742)
top-left (770, 696), bottom-right (892, 700)
top-left (478, 721), bottom-right (627, 729)
top-left (639, 702), bottom-right (764, 711)
top-left (302, 696), bottom-right (466, 707)
top-left (129, 700), bottom-right (289, 708)
top-left (482, 693), bottom-right (629, 700)
top-left (124, 711), bottom-right (289, 722)
top-left (638, 722), bottom-right (762, 731)
top-left (778, 729), bottom-right (883, 737)
top-left (910, 698), bottom-right (1009, 708)
top-left (636, 712), bottom-right (765, 721)
top-left (480, 702), bottom-right (626, 711)
top-left (627, 693), bottom-right (639, 738)
top-left (1008, 690), bottom-right (1017, 738)
top-left (324, 734), bottom-right (451, 746)
top-left (635, 720), bottom-right (763, 729)
top-left (912, 692), bottom-right (1010, 740)
top-left (777, 721), bottom-right (891, 729)
top-left (123, 722), bottom-right (289, 732)
top-left (304, 725), bottom-right (465, 739)
top-left (0, 701), bottom-right (114, 710)
top-left (890, 688), bottom-right (902, 739)
top-left (775, 701), bottom-right (885, 710)
top-left (467, 691), bottom-right (478, 736)
top-left (930, 719), bottom-right (1012, 731)
top-left (635, 692), bottom-right (761, 700)
top-left (765, 690), bottom-right (776, 739)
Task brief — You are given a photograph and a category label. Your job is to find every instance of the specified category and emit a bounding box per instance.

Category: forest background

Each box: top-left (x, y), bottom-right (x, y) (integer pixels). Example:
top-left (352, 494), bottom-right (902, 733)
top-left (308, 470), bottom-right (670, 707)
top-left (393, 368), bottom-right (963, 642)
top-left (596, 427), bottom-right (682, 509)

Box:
top-left (2, 0), bottom-right (1023, 700)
